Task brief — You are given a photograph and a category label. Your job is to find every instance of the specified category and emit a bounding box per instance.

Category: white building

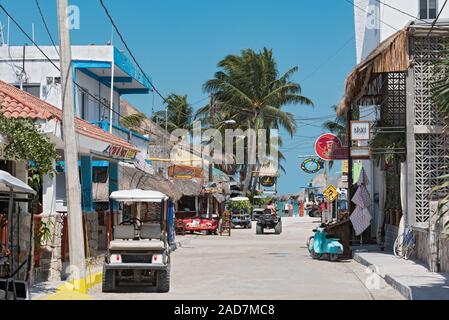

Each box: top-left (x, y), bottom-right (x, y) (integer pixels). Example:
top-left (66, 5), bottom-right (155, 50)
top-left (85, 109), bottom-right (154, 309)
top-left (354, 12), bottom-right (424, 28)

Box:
top-left (355, 0), bottom-right (449, 63)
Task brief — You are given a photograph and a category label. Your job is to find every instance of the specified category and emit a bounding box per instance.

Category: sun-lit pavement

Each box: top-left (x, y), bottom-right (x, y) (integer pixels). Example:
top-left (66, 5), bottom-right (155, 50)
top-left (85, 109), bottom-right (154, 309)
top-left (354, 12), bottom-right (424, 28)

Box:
top-left (90, 217), bottom-right (403, 300)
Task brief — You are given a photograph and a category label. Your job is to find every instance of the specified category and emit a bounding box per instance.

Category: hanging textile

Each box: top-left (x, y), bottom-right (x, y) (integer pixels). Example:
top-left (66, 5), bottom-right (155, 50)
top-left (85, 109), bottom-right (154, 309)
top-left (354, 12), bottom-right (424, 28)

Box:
top-left (352, 161), bottom-right (363, 185)
top-left (350, 167), bottom-right (372, 236)
top-left (350, 207), bottom-right (372, 236)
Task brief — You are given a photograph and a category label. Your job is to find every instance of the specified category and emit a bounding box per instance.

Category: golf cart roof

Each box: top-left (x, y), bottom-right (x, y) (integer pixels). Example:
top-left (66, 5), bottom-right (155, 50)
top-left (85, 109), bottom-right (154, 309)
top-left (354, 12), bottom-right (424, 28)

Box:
top-left (0, 170), bottom-right (36, 194)
top-left (229, 197), bottom-right (250, 202)
top-left (110, 189), bottom-right (168, 202)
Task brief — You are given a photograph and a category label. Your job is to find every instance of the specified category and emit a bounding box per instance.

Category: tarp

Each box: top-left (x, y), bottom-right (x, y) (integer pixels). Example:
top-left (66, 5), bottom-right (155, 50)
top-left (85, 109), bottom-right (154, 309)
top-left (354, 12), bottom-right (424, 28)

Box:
top-left (0, 170), bottom-right (36, 194)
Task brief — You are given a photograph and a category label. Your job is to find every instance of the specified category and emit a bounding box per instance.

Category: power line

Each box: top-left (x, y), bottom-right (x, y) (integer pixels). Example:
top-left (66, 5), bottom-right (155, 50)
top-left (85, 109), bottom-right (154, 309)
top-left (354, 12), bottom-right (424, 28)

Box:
top-left (427, 0), bottom-right (449, 37)
top-left (300, 35), bottom-right (355, 82)
top-left (98, 0), bottom-right (168, 104)
top-left (0, 4), bottom-right (165, 138)
top-left (34, 0), bottom-right (59, 55)
top-left (344, 0), bottom-right (399, 31)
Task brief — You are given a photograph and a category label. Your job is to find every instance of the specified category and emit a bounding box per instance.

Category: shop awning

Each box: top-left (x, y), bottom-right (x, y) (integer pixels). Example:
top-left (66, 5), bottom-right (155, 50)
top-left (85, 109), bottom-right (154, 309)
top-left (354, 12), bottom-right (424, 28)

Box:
top-left (0, 170), bottom-right (36, 194)
top-left (337, 27), bottom-right (410, 116)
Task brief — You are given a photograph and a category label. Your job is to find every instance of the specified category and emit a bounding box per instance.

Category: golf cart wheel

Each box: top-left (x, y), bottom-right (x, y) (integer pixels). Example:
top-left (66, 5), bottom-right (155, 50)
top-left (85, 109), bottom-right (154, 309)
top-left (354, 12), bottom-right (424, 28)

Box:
top-left (156, 266), bottom-right (171, 293)
top-left (274, 221), bottom-right (282, 234)
top-left (330, 254), bottom-right (340, 262)
top-left (102, 266), bottom-right (115, 293)
top-left (307, 236), bottom-right (314, 253)
top-left (256, 223), bottom-right (263, 235)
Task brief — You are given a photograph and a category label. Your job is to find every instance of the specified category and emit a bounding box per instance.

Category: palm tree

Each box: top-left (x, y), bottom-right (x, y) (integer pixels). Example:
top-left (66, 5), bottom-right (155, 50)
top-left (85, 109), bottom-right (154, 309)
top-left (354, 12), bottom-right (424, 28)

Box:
top-left (322, 106), bottom-right (348, 144)
top-left (199, 48), bottom-right (313, 194)
top-left (120, 112), bottom-right (147, 133)
top-left (153, 93), bottom-right (193, 132)
top-left (432, 49), bottom-right (449, 232)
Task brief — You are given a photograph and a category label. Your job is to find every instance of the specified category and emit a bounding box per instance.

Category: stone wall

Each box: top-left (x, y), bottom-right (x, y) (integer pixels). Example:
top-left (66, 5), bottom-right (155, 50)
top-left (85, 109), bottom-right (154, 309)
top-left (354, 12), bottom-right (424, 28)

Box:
top-left (414, 227), bottom-right (449, 273)
top-left (17, 213), bottom-right (33, 280)
top-left (85, 212), bottom-right (99, 258)
top-left (35, 214), bottom-right (63, 283)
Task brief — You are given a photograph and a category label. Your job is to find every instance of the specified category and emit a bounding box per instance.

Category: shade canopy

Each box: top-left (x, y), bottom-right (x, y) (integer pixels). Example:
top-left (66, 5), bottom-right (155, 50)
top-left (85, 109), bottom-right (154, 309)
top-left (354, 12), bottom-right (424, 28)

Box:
top-left (229, 197), bottom-right (250, 202)
top-left (110, 189), bottom-right (168, 203)
top-left (0, 170), bottom-right (36, 194)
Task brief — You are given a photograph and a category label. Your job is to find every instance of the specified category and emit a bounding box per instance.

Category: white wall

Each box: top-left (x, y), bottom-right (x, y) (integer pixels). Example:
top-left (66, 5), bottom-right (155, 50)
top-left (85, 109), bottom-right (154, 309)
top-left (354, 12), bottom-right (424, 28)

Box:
top-left (355, 0), bottom-right (449, 63)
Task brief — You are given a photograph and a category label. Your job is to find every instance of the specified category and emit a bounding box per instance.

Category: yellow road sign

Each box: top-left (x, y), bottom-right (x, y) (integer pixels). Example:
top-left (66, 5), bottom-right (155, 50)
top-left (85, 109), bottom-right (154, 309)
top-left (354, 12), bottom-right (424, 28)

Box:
top-left (323, 185), bottom-right (338, 202)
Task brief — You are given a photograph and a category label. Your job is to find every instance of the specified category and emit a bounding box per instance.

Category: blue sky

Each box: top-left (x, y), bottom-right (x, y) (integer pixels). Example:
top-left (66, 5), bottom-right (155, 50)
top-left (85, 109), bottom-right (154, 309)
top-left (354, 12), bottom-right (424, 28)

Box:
top-left (1, 0), bottom-right (356, 195)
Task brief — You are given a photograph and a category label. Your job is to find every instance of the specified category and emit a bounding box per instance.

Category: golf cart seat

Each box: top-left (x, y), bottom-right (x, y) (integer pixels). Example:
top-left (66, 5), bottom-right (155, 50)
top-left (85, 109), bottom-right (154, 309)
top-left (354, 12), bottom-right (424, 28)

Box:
top-left (113, 225), bottom-right (136, 240)
top-left (140, 223), bottom-right (162, 240)
top-left (109, 239), bottom-right (166, 251)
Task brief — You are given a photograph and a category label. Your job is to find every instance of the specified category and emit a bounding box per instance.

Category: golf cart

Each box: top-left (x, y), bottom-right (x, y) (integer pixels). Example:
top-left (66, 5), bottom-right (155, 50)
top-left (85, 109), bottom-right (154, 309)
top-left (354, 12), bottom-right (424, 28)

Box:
top-left (256, 208), bottom-right (282, 235)
top-left (102, 189), bottom-right (171, 293)
top-left (228, 197), bottom-right (252, 229)
top-left (252, 207), bottom-right (266, 221)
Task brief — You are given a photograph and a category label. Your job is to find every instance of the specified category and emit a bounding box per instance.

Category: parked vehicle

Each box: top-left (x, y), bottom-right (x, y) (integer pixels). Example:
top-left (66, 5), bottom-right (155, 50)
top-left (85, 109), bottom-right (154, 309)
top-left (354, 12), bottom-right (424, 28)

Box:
top-left (256, 209), bottom-right (282, 235)
top-left (102, 189), bottom-right (172, 293)
top-left (182, 216), bottom-right (219, 235)
top-left (231, 208), bottom-right (252, 229)
top-left (252, 207), bottom-right (266, 221)
top-left (307, 223), bottom-right (343, 261)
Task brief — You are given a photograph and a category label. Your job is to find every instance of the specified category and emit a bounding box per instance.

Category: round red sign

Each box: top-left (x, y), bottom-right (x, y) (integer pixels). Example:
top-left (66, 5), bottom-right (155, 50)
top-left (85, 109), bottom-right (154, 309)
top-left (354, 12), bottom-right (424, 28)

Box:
top-left (315, 134), bottom-right (343, 161)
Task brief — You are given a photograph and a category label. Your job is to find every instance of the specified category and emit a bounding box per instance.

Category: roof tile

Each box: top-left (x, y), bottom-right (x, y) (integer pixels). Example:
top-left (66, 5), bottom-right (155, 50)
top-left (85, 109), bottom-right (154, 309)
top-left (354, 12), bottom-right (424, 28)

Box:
top-left (0, 80), bottom-right (138, 151)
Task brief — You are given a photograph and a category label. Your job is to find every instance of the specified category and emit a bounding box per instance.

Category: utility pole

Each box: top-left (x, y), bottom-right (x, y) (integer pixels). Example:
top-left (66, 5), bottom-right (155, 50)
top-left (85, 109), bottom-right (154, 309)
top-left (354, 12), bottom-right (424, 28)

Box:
top-left (207, 95), bottom-right (216, 218)
top-left (57, 0), bottom-right (86, 292)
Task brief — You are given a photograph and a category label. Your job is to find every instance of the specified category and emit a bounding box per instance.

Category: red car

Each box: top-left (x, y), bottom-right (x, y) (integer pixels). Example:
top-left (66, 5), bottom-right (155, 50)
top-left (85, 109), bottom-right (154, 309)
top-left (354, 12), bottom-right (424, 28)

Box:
top-left (182, 217), bottom-right (219, 235)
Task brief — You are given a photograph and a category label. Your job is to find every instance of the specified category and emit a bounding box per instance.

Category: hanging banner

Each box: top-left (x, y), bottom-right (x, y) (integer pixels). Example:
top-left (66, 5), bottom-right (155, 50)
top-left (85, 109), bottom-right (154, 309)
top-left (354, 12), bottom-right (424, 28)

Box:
top-left (301, 158), bottom-right (323, 174)
top-left (315, 134), bottom-right (348, 161)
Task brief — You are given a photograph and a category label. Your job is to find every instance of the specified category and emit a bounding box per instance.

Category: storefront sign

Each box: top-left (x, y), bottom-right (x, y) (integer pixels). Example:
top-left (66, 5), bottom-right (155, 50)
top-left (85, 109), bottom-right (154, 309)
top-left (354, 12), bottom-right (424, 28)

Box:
top-left (350, 147), bottom-right (371, 160)
top-left (341, 160), bottom-right (349, 174)
top-left (351, 121), bottom-right (371, 141)
top-left (260, 176), bottom-right (276, 187)
top-left (168, 165), bottom-right (204, 179)
top-left (301, 158), bottom-right (323, 174)
top-left (104, 145), bottom-right (138, 160)
top-left (315, 134), bottom-right (348, 161)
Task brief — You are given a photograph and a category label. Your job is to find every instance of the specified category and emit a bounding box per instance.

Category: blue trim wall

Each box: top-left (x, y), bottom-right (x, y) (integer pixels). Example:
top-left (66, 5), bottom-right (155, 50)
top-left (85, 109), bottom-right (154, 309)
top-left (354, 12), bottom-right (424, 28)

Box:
top-left (80, 155), bottom-right (94, 213)
top-left (109, 162), bottom-right (119, 210)
top-left (113, 48), bottom-right (152, 90)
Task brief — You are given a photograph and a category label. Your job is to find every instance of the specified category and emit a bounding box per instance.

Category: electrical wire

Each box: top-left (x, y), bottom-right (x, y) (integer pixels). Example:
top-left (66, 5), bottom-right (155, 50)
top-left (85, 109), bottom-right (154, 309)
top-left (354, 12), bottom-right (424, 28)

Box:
top-left (0, 4), bottom-right (158, 134)
top-left (344, 0), bottom-right (399, 31)
top-left (34, 0), bottom-right (59, 55)
top-left (98, 0), bottom-right (168, 104)
top-left (427, 0), bottom-right (449, 37)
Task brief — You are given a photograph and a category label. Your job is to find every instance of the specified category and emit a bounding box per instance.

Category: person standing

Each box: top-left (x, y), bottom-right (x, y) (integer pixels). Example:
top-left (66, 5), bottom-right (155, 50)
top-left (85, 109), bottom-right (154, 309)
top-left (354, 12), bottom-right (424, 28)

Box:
top-left (284, 201), bottom-right (289, 215)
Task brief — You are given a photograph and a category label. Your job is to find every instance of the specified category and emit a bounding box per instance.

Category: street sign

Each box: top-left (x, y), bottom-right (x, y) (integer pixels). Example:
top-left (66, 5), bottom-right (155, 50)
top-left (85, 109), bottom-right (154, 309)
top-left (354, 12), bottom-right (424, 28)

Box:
top-left (323, 184), bottom-right (338, 202)
top-left (350, 121), bottom-right (371, 141)
top-left (315, 134), bottom-right (348, 161)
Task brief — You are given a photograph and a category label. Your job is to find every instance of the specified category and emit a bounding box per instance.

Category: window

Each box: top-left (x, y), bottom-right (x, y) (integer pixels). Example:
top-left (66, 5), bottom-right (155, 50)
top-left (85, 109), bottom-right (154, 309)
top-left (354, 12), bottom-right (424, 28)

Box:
top-left (80, 92), bottom-right (87, 120)
top-left (420, 0), bottom-right (438, 20)
top-left (93, 167), bottom-right (108, 183)
top-left (14, 84), bottom-right (40, 98)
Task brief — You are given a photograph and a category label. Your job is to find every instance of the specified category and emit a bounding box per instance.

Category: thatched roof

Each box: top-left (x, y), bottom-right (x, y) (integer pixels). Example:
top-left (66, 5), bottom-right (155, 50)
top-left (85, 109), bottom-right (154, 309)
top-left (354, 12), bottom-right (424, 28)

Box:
top-left (172, 179), bottom-right (203, 197)
top-left (337, 27), bottom-right (410, 116)
top-left (120, 163), bottom-right (183, 201)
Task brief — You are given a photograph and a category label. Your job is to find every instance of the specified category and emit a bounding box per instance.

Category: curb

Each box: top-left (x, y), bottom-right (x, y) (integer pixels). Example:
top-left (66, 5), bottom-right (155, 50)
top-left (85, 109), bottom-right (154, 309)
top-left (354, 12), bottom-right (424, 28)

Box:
top-left (353, 252), bottom-right (412, 300)
top-left (34, 270), bottom-right (103, 300)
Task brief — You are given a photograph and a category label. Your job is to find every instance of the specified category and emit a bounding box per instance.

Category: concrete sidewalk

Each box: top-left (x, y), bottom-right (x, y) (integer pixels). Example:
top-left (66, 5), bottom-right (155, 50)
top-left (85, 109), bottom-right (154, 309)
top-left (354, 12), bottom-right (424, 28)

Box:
top-left (353, 249), bottom-right (449, 300)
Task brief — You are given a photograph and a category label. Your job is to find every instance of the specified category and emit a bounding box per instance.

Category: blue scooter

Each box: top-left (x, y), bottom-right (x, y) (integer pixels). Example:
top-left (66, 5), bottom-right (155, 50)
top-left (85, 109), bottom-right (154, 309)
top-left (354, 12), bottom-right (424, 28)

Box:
top-left (307, 223), bottom-right (344, 261)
